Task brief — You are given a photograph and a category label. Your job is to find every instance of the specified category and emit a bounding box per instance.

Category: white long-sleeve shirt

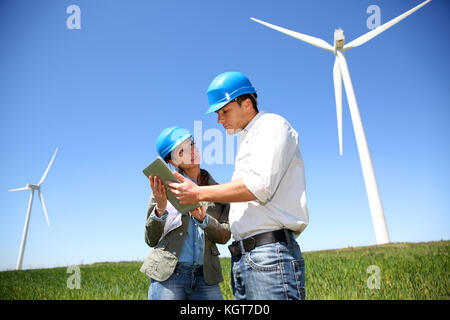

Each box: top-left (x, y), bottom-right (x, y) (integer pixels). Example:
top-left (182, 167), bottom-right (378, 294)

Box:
top-left (229, 111), bottom-right (309, 240)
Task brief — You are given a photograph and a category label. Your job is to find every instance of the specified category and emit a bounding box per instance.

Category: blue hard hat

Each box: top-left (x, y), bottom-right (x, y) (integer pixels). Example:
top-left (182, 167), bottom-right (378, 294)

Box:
top-left (156, 126), bottom-right (192, 159)
top-left (205, 71), bottom-right (256, 114)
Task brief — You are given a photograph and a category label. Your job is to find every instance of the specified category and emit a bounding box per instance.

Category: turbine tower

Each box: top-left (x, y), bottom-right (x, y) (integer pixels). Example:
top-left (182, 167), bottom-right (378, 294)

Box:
top-left (251, 0), bottom-right (431, 244)
top-left (9, 148), bottom-right (58, 270)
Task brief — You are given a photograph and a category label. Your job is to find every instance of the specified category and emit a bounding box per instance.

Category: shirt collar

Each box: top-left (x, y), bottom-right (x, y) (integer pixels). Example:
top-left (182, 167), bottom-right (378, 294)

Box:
top-left (242, 111), bottom-right (265, 133)
top-left (181, 171), bottom-right (198, 184)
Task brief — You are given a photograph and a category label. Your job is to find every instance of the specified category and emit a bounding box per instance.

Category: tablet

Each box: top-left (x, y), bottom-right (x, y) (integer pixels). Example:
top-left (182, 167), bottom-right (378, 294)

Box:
top-left (142, 157), bottom-right (201, 213)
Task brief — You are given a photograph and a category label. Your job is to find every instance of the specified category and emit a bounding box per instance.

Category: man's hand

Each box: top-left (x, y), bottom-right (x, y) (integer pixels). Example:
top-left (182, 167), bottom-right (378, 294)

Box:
top-left (168, 171), bottom-right (201, 205)
top-left (170, 173), bottom-right (257, 204)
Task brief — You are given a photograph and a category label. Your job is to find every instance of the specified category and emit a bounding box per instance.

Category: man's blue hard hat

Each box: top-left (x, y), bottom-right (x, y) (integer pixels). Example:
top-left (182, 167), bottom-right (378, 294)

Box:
top-left (156, 126), bottom-right (192, 160)
top-left (205, 71), bottom-right (256, 114)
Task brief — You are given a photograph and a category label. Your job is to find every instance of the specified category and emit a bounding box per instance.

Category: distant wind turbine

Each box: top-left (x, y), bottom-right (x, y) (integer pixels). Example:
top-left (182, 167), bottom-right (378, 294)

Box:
top-left (9, 147), bottom-right (58, 270)
top-left (251, 0), bottom-right (431, 245)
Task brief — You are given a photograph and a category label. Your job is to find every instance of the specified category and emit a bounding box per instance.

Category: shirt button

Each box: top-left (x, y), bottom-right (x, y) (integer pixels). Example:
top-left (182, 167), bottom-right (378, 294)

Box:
top-left (179, 232), bottom-right (183, 236)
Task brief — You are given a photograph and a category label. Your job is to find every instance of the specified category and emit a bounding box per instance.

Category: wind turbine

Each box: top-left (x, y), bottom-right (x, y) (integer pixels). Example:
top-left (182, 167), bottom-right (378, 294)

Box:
top-left (251, 0), bottom-right (431, 245)
top-left (9, 147), bottom-right (58, 270)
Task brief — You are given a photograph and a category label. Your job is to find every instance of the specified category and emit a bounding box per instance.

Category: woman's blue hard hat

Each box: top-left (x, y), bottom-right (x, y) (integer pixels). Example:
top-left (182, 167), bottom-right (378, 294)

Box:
top-left (205, 71), bottom-right (256, 114)
top-left (156, 126), bottom-right (192, 159)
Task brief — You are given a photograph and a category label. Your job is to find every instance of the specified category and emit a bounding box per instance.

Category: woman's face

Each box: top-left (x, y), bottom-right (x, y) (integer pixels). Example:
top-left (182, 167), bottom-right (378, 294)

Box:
top-left (170, 137), bottom-right (201, 169)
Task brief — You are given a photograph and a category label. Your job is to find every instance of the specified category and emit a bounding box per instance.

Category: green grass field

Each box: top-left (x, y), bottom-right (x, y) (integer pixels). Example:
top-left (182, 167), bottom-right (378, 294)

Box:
top-left (0, 241), bottom-right (448, 300)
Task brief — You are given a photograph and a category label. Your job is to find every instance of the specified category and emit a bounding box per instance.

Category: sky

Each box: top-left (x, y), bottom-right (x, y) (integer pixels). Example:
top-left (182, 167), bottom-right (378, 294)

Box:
top-left (0, 0), bottom-right (448, 271)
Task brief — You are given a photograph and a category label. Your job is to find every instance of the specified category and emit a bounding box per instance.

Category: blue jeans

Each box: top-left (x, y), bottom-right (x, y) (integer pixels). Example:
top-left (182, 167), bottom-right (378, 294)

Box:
top-left (231, 232), bottom-right (306, 300)
top-left (148, 263), bottom-right (223, 300)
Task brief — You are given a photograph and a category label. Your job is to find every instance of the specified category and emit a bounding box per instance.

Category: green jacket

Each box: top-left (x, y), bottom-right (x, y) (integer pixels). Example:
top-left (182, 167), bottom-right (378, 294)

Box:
top-left (140, 170), bottom-right (230, 285)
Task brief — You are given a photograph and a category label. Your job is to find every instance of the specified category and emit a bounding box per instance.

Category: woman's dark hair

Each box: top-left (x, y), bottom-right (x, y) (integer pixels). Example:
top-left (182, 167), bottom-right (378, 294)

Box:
top-left (163, 153), bottom-right (172, 163)
top-left (236, 93), bottom-right (258, 113)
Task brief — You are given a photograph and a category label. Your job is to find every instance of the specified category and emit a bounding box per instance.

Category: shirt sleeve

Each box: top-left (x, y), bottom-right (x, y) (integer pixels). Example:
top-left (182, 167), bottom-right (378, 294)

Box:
top-left (242, 116), bottom-right (299, 204)
top-left (193, 214), bottom-right (209, 229)
top-left (150, 207), bottom-right (168, 221)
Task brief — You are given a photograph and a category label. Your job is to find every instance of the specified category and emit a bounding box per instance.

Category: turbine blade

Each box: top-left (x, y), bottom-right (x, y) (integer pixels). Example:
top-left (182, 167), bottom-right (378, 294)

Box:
top-left (333, 57), bottom-right (343, 156)
top-left (250, 17), bottom-right (334, 52)
top-left (9, 187), bottom-right (31, 192)
top-left (38, 147), bottom-right (58, 186)
top-left (336, 49), bottom-right (390, 244)
top-left (344, 0), bottom-right (431, 50)
top-left (38, 191), bottom-right (50, 227)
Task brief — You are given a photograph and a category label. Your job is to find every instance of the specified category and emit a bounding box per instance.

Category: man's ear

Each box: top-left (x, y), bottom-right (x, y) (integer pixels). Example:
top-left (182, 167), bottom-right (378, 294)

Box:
top-left (242, 97), bottom-right (251, 111)
top-left (244, 97), bottom-right (256, 114)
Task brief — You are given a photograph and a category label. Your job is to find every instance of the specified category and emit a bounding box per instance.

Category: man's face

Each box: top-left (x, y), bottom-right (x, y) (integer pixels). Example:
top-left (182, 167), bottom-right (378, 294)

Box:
top-left (215, 101), bottom-right (249, 135)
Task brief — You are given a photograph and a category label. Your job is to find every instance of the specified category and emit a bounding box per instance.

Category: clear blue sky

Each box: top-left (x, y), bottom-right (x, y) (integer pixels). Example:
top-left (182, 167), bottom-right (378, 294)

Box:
top-left (0, 0), bottom-right (448, 270)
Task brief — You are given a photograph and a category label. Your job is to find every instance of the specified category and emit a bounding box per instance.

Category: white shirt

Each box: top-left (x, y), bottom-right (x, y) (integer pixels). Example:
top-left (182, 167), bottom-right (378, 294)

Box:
top-left (229, 111), bottom-right (309, 240)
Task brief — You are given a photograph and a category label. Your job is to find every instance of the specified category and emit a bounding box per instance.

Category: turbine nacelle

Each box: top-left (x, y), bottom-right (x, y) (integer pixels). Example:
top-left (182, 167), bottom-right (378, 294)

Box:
top-left (334, 28), bottom-right (345, 50)
top-left (26, 183), bottom-right (40, 190)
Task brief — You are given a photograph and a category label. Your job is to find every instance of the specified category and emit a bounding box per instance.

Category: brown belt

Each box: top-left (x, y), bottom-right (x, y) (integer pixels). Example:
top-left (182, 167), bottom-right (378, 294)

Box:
top-left (228, 229), bottom-right (291, 257)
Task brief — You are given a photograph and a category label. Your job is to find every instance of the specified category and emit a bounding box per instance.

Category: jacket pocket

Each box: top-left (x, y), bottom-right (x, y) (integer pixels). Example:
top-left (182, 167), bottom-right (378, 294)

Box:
top-left (141, 248), bottom-right (178, 282)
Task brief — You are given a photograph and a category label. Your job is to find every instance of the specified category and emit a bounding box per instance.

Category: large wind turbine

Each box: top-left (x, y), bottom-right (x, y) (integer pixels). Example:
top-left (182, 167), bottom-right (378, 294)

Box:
top-left (251, 0), bottom-right (431, 245)
top-left (9, 148), bottom-right (58, 270)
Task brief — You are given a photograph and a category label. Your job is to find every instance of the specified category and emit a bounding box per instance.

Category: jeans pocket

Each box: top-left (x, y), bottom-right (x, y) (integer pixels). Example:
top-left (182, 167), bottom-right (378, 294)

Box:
top-left (245, 244), bottom-right (280, 272)
top-left (292, 259), bottom-right (306, 300)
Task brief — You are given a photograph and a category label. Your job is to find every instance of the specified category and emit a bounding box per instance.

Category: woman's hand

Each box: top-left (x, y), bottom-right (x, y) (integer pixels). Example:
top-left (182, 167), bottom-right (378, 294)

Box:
top-left (149, 175), bottom-right (167, 217)
top-left (190, 204), bottom-right (206, 223)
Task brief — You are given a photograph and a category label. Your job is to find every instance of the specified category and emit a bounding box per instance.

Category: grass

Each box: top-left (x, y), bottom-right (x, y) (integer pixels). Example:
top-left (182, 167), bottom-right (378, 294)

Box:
top-left (303, 240), bottom-right (449, 299)
top-left (0, 240), bottom-right (448, 300)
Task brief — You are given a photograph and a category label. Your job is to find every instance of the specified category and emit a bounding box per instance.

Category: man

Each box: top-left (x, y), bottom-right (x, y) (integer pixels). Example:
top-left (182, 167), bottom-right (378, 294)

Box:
top-left (169, 71), bottom-right (309, 300)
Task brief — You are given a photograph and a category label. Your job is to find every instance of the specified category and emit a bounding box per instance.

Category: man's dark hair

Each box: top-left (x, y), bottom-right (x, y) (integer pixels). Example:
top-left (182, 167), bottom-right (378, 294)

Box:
top-left (236, 93), bottom-right (258, 113)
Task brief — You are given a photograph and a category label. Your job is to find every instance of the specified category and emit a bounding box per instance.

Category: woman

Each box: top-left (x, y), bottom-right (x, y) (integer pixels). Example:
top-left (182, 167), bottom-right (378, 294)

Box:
top-left (140, 126), bottom-right (231, 300)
